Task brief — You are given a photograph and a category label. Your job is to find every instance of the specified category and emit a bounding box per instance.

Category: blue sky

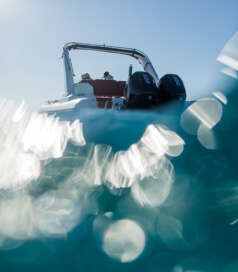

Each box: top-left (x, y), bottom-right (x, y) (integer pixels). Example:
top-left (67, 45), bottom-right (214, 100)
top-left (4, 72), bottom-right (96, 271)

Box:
top-left (0, 0), bottom-right (238, 109)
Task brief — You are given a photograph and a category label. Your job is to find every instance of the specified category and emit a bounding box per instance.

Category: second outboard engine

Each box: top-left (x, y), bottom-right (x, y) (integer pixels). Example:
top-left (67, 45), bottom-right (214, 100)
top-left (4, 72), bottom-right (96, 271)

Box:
top-left (157, 74), bottom-right (186, 103)
top-left (126, 71), bottom-right (158, 108)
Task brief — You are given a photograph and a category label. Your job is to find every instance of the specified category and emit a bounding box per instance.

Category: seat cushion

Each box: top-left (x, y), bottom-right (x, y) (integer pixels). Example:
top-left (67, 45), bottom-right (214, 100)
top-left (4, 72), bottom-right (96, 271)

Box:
top-left (79, 79), bottom-right (126, 97)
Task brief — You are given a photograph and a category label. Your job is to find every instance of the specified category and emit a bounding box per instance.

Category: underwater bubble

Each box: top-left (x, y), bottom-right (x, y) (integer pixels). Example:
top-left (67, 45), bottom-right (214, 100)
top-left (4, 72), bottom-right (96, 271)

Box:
top-left (83, 144), bottom-right (112, 186)
top-left (0, 196), bottom-right (35, 240)
top-left (221, 67), bottom-right (238, 79)
top-left (0, 99), bottom-right (86, 190)
top-left (0, 101), bottom-right (39, 189)
top-left (105, 124), bottom-right (181, 191)
top-left (22, 113), bottom-right (71, 159)
top-left (218, 55), bottom-right (238, 71)
top-left (67, 119), bottom-right (86, 146)
top-left (105, 149), bottom-right (141, 189)
top-left (230, 218), bottom-right (238, 225)
top-left (126, 144), bottom-right (148, 175)
top-left (173, 265), bottom-right (184, 272)
top-left (115, 191), bottom-right (160, 235)
top-left (0, 150), bottom-right (40, 190)
top-left (103, 219), bottom-right (145, 262)
top-left (157, 125), bottom-right (185, 157)
top-left (197, 124), bottom-right (217, 150)
top-left (213, 91), bottom-right (228, 104)
top-left (180, 108), bottom-right (201, 135)
top-left (155, 213), bottom-right (189, 250)
top-left (14, 153), bottom-right (41, 184)
top-left (140, 124), bottom-right (168, 156)
top-left (180, 98), bottom-right (223, 134)
top-left (104, 143), bottom-right (150, 190)
top-left (104, 141), bottom-right (158, 190)
top-left (131, 157), bottom-right (174, 207)
top-left (34, 191), bottom-right (80, 237)
top-left (167, 144), bottom-right (184, 157)
top-left (217, 31), bottom-right (238, 70)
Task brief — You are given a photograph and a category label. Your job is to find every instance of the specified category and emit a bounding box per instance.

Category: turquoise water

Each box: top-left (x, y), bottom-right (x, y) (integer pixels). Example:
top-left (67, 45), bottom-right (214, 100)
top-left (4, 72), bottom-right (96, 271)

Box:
top-left (0, 79), bottom-right (237, 272)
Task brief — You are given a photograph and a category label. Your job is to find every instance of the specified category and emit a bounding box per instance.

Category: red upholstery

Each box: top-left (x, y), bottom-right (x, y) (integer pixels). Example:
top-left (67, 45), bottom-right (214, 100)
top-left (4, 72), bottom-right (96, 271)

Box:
top-left (117, 81), bottom-right (126, 96)
top-left (93, 80), bottom-right (125, 97)
top-left (79, 79), bottom-right (126, 108)
top-left (80, 80), bottom-right (125, 97)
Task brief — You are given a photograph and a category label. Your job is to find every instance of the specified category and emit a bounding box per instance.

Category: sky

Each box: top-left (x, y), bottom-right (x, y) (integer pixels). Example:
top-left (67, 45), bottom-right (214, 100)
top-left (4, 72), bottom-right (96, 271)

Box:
top-left (0, 0), bottom-right (238, 110)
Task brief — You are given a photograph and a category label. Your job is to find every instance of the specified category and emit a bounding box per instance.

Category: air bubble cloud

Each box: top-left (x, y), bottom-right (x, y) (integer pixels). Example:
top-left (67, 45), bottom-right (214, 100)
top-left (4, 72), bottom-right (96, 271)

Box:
top-left (0, 99), bottom-right (85, 190)
top-left (0, 97), bottom-right (211, 264)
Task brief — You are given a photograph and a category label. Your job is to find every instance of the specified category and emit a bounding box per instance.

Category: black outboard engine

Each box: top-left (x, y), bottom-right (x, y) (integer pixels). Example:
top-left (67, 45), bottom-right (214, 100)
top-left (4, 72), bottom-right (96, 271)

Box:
top-left (126, 71), bottom-right (158, 108)
top-left (157, 74), bottom-right (186, 103)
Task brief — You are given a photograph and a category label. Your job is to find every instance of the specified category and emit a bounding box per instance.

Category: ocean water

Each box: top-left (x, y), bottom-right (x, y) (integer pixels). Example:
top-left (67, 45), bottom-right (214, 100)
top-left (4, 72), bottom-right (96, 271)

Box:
top-left (0, 78), bottom-right (237, 272)
top-left (0, 79), bottom-right (238, 272)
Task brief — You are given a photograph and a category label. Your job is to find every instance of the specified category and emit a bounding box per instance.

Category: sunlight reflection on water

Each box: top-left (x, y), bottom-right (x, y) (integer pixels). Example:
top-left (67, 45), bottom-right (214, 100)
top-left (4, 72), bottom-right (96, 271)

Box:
top-left (0, 87), bottom-right (232, 266)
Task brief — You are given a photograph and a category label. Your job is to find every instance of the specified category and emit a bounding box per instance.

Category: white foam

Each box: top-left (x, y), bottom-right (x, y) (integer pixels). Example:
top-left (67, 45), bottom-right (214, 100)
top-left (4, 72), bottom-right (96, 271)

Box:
top-left (131, 157), bottom-right (174, 207)
top-left (0, 99), bottom-right (85, 190)
top-left (105, 124), bottom-right (183, 190)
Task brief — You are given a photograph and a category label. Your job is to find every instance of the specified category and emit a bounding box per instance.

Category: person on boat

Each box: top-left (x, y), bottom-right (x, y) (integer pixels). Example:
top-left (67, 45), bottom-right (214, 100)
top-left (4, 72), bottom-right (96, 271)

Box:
top-left (103, 71), bottom-right (114, 80)
top-left (81, 73), bottom-right (92, 80)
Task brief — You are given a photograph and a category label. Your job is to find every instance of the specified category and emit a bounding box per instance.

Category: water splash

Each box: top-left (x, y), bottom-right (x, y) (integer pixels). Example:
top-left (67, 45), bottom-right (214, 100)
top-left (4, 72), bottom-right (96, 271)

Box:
top-left (0, 93), bottom-right (229, 269)
top-left (0, 99), bottom-right (85, 190)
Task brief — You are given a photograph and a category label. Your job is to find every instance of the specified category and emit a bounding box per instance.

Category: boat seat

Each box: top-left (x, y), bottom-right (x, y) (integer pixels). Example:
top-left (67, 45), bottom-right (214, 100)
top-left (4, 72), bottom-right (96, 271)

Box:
top-left (79, 79), bottom-right (126, 108)
top-left (117, 81), bottom-right (126, 97)
top-left (93, 80), bottom-right (125, 97)
top-left (80, 80), bottom-right (125, 96)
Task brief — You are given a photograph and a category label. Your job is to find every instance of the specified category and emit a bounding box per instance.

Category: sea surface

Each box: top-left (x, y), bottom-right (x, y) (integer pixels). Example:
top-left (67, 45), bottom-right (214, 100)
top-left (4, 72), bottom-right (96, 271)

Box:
top-left (0, 77), bottom-right (237, 272)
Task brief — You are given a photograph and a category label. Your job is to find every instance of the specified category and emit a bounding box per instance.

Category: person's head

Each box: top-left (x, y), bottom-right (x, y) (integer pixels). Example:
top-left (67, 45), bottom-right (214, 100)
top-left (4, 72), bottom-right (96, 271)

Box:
top-left (81, 73), bottom-right (91, 80)
top-left (104, 71), bottom-right (109, 78)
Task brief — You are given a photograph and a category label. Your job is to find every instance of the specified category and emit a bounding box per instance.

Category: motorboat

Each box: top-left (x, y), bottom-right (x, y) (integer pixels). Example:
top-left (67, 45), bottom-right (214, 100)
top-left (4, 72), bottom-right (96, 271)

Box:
top-left (40, 42), bottom-right (186, 112)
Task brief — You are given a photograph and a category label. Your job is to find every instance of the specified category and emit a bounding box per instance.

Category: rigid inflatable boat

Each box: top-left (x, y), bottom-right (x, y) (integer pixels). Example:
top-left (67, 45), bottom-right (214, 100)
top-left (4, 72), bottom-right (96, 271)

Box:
top-left (40, 42), bottom-right (186, 112)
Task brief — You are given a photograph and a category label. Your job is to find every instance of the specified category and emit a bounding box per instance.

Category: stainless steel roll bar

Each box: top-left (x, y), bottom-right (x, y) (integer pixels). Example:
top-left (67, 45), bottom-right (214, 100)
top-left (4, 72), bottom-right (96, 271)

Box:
top-left (63, 42), bottom-right (159, 95)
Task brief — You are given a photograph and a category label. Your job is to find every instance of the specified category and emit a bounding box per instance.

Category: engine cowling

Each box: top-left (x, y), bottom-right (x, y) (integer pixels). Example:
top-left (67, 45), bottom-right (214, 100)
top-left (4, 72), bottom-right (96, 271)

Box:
top-left (157, 74), bottom-right (186, 103)
top-left (126, 72), bottom-right (158, 108)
